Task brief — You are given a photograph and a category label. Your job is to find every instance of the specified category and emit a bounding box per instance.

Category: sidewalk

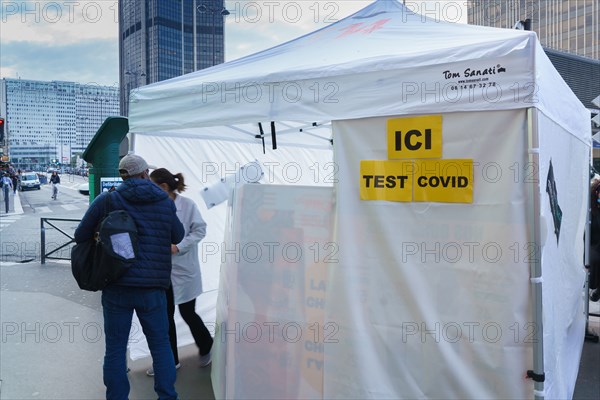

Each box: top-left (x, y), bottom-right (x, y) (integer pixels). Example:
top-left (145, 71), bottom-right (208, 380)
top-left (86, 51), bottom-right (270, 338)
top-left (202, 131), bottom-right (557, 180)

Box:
top-left (0, 261), bottom-right (214, 400)
top-left (0, 259), bottom-right (598, 399)
top-left (576, 299), bottom-right (600, 399)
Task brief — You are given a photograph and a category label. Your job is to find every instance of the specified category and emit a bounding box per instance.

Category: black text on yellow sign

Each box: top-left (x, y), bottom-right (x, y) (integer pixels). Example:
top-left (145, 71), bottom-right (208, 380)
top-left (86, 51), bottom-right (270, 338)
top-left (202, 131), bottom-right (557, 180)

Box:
top-left (387, 115), bottom-right (443, 159)
top-left (413, 159), bottom-right (473, 203)
top-left (360, 160), bottom-right (413, 202)
top-left (360, 159), bottom-right (473, 203)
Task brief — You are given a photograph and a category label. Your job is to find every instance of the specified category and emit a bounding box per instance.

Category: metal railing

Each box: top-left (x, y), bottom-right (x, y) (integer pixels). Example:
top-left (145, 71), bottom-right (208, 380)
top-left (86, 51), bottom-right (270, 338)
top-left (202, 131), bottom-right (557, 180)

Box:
top-left (40, 217), bottom-right (81, 264)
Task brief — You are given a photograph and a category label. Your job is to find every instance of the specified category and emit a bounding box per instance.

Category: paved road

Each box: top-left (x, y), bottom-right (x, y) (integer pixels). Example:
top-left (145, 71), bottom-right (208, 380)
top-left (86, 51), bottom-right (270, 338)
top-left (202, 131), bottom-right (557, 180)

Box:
top-left (0, 174), bottom-right (90, 263)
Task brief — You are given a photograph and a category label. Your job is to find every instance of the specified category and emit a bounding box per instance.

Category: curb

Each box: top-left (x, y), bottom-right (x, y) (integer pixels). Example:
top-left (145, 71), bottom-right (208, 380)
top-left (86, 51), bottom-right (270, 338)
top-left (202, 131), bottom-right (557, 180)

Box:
top-left (13, 190), bottom-right (24, 214)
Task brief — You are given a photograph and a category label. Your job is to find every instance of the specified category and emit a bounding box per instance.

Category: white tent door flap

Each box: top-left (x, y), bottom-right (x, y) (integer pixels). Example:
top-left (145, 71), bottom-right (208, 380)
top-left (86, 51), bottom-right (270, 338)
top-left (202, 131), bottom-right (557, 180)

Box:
top-left (213, 184), bottom-right (334, 400)
top-left (330, 110), bottom-right (535, 399)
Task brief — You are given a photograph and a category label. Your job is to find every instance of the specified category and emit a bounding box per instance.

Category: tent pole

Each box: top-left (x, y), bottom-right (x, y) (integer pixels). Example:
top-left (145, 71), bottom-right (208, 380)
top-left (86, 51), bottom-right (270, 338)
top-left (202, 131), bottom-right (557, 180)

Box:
top-left (527, 108), bottom-right (545, 400)
top-left (129, 132), bottom-right (136, 154)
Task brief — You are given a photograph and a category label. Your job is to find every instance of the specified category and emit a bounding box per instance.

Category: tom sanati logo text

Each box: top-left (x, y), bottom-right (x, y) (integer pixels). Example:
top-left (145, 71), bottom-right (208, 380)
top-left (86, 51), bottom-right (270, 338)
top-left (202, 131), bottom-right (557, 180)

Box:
top-left (443, 64), bottom-right (507, 79)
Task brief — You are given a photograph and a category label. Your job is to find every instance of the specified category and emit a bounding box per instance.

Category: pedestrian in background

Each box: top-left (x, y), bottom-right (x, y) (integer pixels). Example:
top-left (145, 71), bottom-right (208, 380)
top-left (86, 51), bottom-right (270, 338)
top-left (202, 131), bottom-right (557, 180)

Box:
top-left (588, 180), bottom-right (600, 302)
top-left (74, 154), bottom-right (184, 400)
top-left (1, 173), bottom-right (13, 213)
top-left (11, 173), bottom-right (18, 194)
top-left (50, 171), bottom-right (60, 200)
top-left (149, 167), bottom-right (213, 375)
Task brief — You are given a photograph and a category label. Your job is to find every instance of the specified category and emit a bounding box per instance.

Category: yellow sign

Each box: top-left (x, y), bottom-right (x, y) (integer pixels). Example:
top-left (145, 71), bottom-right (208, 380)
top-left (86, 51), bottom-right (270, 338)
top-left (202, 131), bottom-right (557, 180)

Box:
top-left (387, 115), bottom-right (443, 159)
top-left (360, 160), bottom-right (413, 202)
top-left (413, 159), bottom-right (473, 203)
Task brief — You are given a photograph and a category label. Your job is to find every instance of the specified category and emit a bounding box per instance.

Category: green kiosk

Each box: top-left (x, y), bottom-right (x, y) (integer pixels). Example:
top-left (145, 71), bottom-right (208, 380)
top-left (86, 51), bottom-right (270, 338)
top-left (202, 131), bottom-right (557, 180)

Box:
top-left (82, 117), bottom-right (129, 202)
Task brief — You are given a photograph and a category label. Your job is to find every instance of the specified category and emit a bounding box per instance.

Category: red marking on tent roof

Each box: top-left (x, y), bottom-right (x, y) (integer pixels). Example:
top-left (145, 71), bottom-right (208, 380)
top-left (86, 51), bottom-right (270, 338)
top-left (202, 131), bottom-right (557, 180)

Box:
top-left (336, 19), bottom-right (391, 38)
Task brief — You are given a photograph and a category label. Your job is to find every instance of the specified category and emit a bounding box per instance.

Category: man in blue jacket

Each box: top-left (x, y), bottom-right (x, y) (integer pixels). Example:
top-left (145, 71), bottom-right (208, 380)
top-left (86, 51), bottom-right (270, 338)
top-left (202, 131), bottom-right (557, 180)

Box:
top-left (75, 154), bottom-right (184, 400)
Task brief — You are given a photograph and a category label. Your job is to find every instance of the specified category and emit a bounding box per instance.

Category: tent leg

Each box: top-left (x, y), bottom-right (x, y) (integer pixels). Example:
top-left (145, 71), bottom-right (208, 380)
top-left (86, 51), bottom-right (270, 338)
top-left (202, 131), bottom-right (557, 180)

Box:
top-left (584, 274), bottom-right (599, 342)
top-left (527, 109), bottom-right (545, 400)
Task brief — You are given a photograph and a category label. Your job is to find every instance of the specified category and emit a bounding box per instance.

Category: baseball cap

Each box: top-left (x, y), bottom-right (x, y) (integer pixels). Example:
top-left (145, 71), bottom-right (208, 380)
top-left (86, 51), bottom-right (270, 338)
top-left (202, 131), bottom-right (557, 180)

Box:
top-left (118, 154), bottom-right (149, 176)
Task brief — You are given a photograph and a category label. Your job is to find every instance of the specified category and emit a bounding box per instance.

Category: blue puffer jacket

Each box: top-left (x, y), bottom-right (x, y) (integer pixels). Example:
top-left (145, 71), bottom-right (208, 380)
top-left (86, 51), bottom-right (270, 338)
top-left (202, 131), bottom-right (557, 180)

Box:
top-left (74, 178), bottom-right (184, 288)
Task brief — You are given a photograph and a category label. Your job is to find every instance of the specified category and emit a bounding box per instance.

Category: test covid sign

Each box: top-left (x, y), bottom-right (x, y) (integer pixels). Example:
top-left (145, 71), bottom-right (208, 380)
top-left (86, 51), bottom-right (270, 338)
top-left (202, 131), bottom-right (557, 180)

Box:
top-left (360, 115), bottom-right (473, 203)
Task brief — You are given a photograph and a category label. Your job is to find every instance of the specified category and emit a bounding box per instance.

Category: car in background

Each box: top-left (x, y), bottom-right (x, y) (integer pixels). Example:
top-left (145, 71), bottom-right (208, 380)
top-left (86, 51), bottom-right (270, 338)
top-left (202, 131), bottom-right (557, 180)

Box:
top-left (78, 183), bottom-right (89, 195)
top-left (20, 172), bottom-right (41, 191)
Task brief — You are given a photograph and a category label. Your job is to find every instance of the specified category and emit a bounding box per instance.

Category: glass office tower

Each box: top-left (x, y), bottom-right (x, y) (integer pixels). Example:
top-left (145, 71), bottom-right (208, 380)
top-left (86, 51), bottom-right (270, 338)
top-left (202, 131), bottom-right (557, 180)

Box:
top-left (119, 0), bottom-right (227, 116)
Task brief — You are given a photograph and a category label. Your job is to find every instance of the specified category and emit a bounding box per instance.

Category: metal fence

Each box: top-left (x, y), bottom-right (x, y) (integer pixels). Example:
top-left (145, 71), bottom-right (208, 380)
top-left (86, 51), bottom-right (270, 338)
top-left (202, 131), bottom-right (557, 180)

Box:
top-left (40, 217), bottom-right (81, 264)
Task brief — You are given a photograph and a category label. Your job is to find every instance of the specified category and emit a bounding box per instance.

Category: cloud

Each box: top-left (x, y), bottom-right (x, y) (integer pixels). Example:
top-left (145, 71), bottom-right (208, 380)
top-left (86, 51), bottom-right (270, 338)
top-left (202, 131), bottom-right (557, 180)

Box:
top-left (223, 0), bottom-right (371, 61)
top-left (0, 1), bottom-right (466, 85)
top-left (0, 39), bottom-right (119, 87)
top-left (1, 0), bottom-right (118, 45)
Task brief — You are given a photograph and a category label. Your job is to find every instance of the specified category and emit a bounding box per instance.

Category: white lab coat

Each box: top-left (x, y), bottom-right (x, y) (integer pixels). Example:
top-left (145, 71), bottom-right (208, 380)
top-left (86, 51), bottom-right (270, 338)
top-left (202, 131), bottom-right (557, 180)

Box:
top-left (172, 194), bottom-right (207, 304)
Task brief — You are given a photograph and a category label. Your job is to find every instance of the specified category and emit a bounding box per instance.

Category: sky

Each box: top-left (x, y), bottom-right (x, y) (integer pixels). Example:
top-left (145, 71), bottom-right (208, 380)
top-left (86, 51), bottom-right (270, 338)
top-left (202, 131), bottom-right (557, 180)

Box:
top-left (0, 1), bottom-right (467, 89)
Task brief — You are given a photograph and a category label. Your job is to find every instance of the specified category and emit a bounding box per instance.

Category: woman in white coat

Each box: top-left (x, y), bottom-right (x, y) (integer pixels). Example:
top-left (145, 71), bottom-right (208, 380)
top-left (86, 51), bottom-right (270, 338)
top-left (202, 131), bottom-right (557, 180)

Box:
top-left (149, 168), bottom-right (213, 374)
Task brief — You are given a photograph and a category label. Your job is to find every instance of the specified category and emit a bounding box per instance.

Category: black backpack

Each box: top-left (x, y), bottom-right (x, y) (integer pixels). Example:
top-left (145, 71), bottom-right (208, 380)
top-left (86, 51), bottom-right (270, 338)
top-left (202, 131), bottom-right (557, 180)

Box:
top-left (71, 192), bottom-right (139, 291)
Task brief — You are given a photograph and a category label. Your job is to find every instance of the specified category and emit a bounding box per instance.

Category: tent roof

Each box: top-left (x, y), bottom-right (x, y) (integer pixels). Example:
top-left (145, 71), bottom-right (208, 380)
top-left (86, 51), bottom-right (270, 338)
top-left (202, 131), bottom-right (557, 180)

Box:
top-left (129, 0), bottom-right (590, 144)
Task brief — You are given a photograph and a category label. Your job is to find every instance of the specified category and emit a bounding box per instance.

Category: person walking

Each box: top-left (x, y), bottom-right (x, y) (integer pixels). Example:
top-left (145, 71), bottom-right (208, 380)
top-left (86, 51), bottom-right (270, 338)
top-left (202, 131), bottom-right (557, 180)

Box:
top-left (1, 173), bottom-right (13, 213)
top-left (50, 171), bottom-right (60, 199)
top-left (148, 168), bottom-right (213, 375)
top-left (11, 173), bottom-right (18, 194)
top-left (74, 154), bottom-right (184, 400)
top-left (589, 180), bottom-right (600, 302)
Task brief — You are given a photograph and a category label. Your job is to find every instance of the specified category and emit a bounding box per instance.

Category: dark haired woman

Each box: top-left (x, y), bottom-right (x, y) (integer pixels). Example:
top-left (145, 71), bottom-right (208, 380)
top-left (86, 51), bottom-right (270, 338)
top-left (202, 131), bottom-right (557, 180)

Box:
top-left (146, 168), bottom-right (214, 376)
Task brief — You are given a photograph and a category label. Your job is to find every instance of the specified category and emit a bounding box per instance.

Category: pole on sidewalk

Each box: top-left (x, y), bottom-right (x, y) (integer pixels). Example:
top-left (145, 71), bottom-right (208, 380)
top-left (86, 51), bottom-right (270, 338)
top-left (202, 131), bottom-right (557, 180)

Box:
top-left (41, 218), bottom-right (46, 265)
top-left (2, 185), bottom-right (13, 213)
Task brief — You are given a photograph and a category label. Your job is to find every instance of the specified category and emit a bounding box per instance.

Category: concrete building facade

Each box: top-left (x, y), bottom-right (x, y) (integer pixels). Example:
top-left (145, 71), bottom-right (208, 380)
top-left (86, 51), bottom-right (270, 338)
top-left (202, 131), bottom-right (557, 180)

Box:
top-left (468, 0), bottom-right (599, 140)
top-left (0, 78), bottom-right (119, 171)
top-left (468, 0), bottom-right (599, 60)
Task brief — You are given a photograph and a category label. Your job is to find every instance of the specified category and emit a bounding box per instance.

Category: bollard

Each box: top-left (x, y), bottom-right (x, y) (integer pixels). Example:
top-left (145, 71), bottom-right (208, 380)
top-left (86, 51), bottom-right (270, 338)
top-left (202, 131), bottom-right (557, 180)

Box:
top-left (2, 185), bottom-right (14, 213)
top-left (41, 218), bottom-right (46, 264)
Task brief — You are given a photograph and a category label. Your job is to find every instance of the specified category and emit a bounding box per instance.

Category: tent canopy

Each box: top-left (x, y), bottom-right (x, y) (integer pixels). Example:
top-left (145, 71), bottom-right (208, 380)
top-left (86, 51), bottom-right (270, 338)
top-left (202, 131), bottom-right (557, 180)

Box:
top-left (129, 0), bottom-right (589, 143)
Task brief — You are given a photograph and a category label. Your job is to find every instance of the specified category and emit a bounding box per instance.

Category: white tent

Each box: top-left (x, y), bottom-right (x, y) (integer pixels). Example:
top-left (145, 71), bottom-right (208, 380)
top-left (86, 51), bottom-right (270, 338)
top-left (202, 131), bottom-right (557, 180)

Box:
top-left (128, 1), bottom-right (591, 399)
top-left (130, 0), bottom-right (588, 137)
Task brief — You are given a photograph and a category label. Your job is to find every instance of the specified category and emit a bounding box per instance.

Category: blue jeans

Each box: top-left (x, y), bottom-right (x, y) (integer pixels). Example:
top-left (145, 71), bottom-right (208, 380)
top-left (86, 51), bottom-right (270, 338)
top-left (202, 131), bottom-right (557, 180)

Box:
top-left (102, 286), bottom-right (178, 400)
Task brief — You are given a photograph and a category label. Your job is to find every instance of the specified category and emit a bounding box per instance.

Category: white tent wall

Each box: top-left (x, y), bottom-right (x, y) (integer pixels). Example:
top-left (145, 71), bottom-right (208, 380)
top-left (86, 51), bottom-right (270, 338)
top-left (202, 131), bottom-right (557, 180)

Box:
top-left (330, 109), bottom-right (537, 399)
top-left (127, 134), bottom-right (333, 359)
top-left (536, 110), bottom-right (588, 400)
top-left (134, 133), bottom-right (334, 293)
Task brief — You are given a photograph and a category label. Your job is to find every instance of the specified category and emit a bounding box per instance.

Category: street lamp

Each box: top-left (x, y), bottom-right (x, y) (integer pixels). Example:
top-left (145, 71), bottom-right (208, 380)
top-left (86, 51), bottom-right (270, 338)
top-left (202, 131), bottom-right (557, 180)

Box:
top-left (124, 68), bottom-right (146, 116)
top-left (125, 69), bottom-right (146, 87)
top-left (197, 2), bottom-right (230, 65)
top-left (93, 97), bottom-right (110, 118)
top-left (76, 116), bottom-right (89, 155)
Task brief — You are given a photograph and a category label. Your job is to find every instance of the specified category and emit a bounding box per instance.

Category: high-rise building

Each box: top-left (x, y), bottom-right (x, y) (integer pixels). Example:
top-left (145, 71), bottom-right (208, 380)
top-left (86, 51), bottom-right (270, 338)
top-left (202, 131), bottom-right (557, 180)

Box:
top-left (468, 0), bottom-right (599, 60)
top-left (0, 78), bottom-right (119, 171)
top-left (468, 0), bottom-right (599, 132)
top-left (119, 0), bottom-right (228, 116)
